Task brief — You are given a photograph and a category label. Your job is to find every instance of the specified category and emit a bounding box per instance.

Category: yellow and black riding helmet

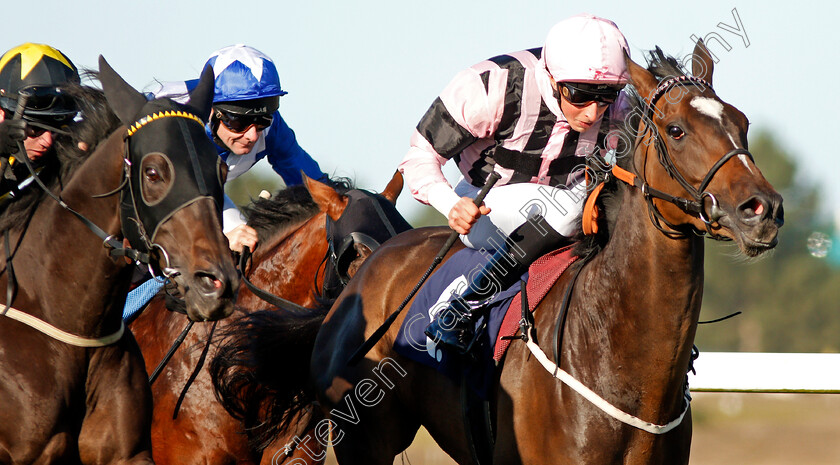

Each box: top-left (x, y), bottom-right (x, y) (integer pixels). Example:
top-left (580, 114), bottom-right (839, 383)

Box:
top-left (0, 43), bottom-right (80, 126)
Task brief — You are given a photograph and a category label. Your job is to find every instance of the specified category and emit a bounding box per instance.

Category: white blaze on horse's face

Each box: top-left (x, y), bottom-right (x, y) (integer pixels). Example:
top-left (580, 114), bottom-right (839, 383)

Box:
top-left (690, 96), bottom-right (753, 173)
top-left (689, 96), bottom-right (723, 121)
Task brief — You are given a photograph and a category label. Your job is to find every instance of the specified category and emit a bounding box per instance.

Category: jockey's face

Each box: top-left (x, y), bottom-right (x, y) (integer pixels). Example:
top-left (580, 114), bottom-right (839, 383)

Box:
top-left (23, 128), bottom-right (54, 161)
top-left (560, 98), bottom-right (607, 132)
top-left (553, 81), bottom-right (613, 133)
top-left (215, 116), bottom-right (261, 155)
top-left (213, 108), bottom-right (270, 155)
top-left (0, 110), bottom-right (55, 161)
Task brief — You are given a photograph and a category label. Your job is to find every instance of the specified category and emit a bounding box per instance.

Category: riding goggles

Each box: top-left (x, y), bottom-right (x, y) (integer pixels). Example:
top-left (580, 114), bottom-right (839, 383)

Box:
top-left (559, 82), bottom-right (624, 107)
top-left (215, 109), bottom-right (273, 133)
top-left (15, 85), bottom-right (78, 116)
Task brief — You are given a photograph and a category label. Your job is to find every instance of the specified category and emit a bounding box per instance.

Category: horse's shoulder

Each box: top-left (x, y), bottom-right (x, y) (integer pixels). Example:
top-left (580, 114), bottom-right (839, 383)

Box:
top-left (362, 226), bottom-right (465, 272)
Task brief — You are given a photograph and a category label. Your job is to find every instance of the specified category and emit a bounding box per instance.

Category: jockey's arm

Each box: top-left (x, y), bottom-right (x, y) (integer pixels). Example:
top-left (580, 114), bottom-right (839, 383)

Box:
top-left (400, 66), bottom-right (503, 234)
top-left (264, 113), bottom-right (326, 186)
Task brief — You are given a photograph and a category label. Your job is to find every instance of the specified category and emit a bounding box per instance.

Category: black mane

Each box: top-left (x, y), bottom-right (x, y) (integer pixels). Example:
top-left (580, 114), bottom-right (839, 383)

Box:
top-left (0, 77), bottom-right (121, 233)
top-left (573, 48), bottom-right (688, 258)
top-left (243, 177), bottom-right (354, 243)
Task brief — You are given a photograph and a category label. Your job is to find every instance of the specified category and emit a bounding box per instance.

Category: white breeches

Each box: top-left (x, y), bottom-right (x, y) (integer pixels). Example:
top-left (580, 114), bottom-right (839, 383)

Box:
top-left (454, 177), bottom-right (586, 251)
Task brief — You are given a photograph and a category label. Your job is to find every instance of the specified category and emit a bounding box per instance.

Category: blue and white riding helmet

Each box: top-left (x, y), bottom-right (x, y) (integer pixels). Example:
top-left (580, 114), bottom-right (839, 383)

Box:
top-left (205, 44), bottom-right (286, 116)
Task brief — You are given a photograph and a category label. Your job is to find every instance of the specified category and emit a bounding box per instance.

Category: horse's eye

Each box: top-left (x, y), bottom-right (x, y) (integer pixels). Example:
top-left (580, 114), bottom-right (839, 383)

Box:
top-left (145, 167), bottom-right (161, 182)
top-left (668, 125), bottom-right (685, 140)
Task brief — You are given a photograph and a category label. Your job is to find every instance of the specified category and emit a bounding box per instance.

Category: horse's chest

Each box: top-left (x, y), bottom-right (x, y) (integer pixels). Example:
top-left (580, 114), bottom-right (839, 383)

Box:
top-left (0, 329), bottom-right (91, 454)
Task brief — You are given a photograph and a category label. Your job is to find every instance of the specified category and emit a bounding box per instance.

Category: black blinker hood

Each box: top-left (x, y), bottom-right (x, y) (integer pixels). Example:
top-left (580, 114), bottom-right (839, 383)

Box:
top-left (120, 98), bottom-right (224, 252)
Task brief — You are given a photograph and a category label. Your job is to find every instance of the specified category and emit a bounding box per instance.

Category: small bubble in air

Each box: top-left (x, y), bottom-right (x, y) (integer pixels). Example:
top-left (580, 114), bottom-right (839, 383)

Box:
top-left (806, 232), bottom-right (831, 258)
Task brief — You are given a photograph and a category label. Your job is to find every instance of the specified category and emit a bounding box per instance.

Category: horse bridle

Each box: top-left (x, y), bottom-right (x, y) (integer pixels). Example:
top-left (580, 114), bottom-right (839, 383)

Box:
top-left (117, 109), bottom-right (224, 279)
top-left (610, 75), bottom-right (755, 239)
top-left (235, 188), bottom-right (407, 313)
top-left (324, 189), bottom-right (401, 289)
top-left (1, 103), bottom-right (218, 346)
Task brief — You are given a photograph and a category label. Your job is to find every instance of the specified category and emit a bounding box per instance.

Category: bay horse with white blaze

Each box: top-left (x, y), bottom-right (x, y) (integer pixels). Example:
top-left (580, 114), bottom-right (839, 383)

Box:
top-left (131, 173), bottom-right (410, 465)
top-left (214, 42), bottom-right (783, 464)
top-left (0, 58), bottom-right (238, 463)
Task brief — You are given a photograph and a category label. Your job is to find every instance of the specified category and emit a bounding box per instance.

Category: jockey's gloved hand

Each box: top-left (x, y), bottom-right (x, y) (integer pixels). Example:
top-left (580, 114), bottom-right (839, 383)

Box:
top-left (0, 119), bottom-right (27, 155)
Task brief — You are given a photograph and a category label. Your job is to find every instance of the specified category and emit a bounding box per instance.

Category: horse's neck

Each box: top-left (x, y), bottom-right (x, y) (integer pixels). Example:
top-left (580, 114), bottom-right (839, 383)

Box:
top-left (246, 212), bottom-right (327, 309)
top-left (569, 185), bottom-right (704, 419)
top-left (23, 131), bottom-right (128, 335)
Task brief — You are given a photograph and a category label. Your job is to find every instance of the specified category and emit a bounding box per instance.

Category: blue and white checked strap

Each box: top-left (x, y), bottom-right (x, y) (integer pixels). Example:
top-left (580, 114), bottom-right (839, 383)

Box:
top-left (123, 279), bottom-right (165, 321)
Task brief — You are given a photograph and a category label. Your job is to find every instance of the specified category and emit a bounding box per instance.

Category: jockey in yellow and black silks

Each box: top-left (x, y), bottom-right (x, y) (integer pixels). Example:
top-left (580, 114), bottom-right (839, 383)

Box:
top-left (0, 43), bottom-right (79, 208)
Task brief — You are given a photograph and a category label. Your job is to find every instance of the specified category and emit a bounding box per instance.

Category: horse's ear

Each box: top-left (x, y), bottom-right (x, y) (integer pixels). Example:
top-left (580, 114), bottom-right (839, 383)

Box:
top-left (381, 170), bottom-right (403, 205)
top-left (625, 52), bottom-right (659, 104)
top-left (691, 39), bottom-right (714, 86)
top-left (303, 173), bottom-right (348, 221)
top-left (186, 64), bottom-right (215, 121)
top-left (99, 55), bottom-right (147, 126)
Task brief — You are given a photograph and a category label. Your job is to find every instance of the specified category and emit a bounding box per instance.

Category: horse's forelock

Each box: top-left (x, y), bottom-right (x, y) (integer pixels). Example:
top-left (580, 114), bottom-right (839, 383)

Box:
top-left (646, 47), bottom-right (688, 82)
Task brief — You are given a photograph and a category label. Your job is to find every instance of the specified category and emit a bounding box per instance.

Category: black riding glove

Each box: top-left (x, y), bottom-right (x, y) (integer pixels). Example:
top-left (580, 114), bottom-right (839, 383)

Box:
top-left (0, 119), bottom-right (26, 155)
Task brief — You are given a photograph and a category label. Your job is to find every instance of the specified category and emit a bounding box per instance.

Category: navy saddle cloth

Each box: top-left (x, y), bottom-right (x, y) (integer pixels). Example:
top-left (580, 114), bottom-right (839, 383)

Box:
top-left (394, 247), bottom-right (523, 398)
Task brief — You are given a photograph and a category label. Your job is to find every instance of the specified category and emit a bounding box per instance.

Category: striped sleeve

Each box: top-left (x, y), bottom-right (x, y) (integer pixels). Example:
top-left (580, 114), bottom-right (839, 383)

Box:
top-left (400, 66), bottom-right (506, 206)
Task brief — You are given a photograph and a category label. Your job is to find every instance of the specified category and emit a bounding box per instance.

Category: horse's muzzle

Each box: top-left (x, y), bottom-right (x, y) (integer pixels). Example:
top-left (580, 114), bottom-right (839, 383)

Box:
top-left (728, 191), bottom-right (784, 255)
top-left (176, 266), bottom-right (239, 321)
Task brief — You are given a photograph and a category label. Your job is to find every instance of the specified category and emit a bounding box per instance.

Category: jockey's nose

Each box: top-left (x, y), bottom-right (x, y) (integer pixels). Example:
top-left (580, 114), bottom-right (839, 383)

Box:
top-left (582, 102), bottom-right (601, 120)
top-left (243, 125), bottom-right (260, 142)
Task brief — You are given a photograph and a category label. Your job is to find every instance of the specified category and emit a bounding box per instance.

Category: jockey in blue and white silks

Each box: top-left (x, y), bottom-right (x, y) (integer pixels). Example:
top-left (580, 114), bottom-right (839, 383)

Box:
top-left (125, 44), bottom-right (326, 321)
top-left (150, 44), bottom-right (326, 248)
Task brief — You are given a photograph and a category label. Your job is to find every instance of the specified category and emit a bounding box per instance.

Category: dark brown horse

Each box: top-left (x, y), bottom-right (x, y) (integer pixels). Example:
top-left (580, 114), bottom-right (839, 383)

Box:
top-left (130, 172), bottom-right (410, 465)
top-left (214, 42), bottom-right (783, 464)
top-left (0, 58), bottom-right (238, 463)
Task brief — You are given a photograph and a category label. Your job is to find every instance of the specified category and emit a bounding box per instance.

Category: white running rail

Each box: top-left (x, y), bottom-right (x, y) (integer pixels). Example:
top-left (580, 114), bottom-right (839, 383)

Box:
top-left (688, 352), bottom-right (840, 393)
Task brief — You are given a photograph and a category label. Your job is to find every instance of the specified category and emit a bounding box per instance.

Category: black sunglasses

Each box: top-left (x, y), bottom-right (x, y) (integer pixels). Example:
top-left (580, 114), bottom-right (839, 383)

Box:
top-left (559, 83), bottom-right (623, 107)
top-left (215, 110), bottom-right (273, 133)
top-left (25, 124), bottom-right (49, 138)
top-left (22, 114), bottom-right (75, 138)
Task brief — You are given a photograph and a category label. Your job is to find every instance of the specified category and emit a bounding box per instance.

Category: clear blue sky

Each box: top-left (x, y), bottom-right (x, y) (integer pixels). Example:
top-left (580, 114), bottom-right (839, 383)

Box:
top-left (6, 1), bottom-right (839, 228)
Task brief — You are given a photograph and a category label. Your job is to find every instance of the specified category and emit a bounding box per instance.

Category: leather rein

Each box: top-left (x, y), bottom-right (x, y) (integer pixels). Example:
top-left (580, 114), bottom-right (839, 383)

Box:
top-left (0, 107), bottom-right (196, 347)
top-left (238, 189), bottom-right (404, 311)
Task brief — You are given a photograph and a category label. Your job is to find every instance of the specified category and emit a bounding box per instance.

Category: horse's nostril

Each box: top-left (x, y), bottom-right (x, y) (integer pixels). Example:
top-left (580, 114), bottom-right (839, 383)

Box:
top-left (738, 196), bottom-right (768, 221)
top-left (196, 272), bottom-right (224, 295)
top-left (738, 197), bottom-right (764, 217)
